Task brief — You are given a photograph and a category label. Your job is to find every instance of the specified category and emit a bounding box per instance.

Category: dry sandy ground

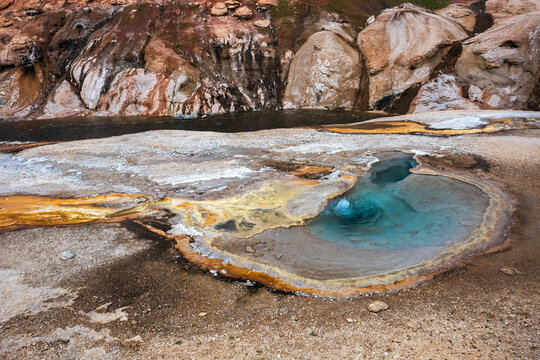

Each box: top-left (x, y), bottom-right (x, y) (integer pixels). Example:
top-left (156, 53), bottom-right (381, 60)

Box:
top-left (0, 126), bottom-right (539, 359)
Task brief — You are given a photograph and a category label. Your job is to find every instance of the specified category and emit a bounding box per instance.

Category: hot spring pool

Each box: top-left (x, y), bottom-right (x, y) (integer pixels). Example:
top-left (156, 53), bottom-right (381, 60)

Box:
top-left (306, 154), bottom-right (489, 251)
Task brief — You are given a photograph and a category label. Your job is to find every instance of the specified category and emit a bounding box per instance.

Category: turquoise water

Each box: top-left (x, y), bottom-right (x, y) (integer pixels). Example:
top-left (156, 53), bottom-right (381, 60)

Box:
top-left (307, 154), bottom-right (488, 250)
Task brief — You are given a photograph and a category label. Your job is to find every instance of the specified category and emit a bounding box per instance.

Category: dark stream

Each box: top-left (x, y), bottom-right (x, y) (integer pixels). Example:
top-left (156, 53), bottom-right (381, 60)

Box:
top-left (0, 110), bottom-right (385, 143)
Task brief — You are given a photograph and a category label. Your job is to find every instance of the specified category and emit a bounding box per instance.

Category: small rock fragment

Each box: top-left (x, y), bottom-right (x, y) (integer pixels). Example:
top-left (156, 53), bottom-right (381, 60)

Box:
top-left (199, 312), bottom-right (207, 317)
top-left (59, 251), bottom-right (75, 260)
top-left (246, 245), bottom-right (255, 253)
top-left (274, 253), bottom-right (283, 260)
top-left (234, 6), bottom-right (252, 19)
top-left (500, 267), bottom-right (522, 276)
top-left (126, 335), bottom-right (143, 343)
top-left (256, 0), bottom-right (276, 11)
top-left (368, 300), bottom-right (389, 313)
top-left (346, 318), bottom-right (354, 323)
top-left (254, 19), bottom-right (271, 28)
top-left (210, 2), bottom-right (228, 16)
top-left (94, 302), bottom-right (111, 314)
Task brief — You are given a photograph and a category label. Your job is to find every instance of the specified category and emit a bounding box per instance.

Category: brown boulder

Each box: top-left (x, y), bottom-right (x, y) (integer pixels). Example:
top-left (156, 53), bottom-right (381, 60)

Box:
top-left (486, 0), bottom-right (540, 24)
top-left (256, 0), bottom-right (276, 11)
top-left (254, 19), bottom-right (271, 28)
top-left (456, 12), bottom-right (540, 110)
top-left (357, 4), bottom-right (468, 111)
top-left (233, 6), bottom-right (252, 19)
top-left (283, 31), bottom-right (362, 110)
top-left (210, 3), bottom-right (228, 16)
top-left (224, 0), bottom-right (240, 9)
top-left (435, 4), bottom-right (476, 33)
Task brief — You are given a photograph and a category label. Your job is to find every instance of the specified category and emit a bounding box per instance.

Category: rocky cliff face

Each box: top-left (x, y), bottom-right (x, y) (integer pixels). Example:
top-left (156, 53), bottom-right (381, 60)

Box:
top-left (0, 0), bottom-right (538, 120)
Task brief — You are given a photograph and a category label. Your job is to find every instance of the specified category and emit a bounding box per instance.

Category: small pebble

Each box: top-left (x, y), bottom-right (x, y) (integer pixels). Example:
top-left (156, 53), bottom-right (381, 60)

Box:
top-left (274, 253), bottom-right (283, 260)
top-left (346, 318), bottom-right (354, 323)
top-left (500, 266), bottom-right (522, 276)
top-left (199, 312), bottom-right (207, 317)
top-left (368, 300), bottom-right (389, 313)
top-left (125, 335), bottom-right (143, 343)
top-left (94, 303), bottom-right (111, 314)
top-left (59, 251), bottom-right (75, 261)
top-left (246, 246), bottom-right (255, 253)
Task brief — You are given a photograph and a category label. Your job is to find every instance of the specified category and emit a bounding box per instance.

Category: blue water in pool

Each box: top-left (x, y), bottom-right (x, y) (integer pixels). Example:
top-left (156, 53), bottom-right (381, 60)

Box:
top-left (307, 154), bottom-right (488, 250)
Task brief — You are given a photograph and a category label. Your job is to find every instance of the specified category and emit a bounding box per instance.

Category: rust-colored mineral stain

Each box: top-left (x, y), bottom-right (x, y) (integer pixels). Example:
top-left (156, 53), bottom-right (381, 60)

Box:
top-left (0, 194), bottom-right (150, 230)
top-left (0, 142), bottom-right (62, 152)
top-left (325, 119), bottom-right (527, 136)
top-left (136, 221), bottom-right (435, 297)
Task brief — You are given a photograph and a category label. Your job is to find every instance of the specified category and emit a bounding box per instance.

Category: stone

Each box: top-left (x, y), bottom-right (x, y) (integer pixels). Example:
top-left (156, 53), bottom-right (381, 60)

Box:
top-left (368, 301), bottom-right (389, 313)
top-left (486, 0), bottom-right (540, 24)
top-left (435, 4), bottom-right (476, 33)
top-left (59, 251), bottom-right (75, 261)
top-left (256, 0), bottom-right (276, 11)
top-left (408, 74), bottom-right (482, 113)
top-left (500, 267), bottom-right (522, 276)
top-left (125, 335), bottom-right (143, 343)
top-left (254, 19), bottom-right (271, 28)
top-left (0, 31), bottom-right (41, 68)
top-left (94, 303), bottom-right (111, 314)
top-left (456, 12), bottom-right (540, 110)
top-left (246, 245), bottom-right (255, 253)
top-left (233, 6), bottom-right (252, 19)
top-left (210, 2), bottom-right (228, 16)
top-left (224, 0), bottom-right (240, 9)
top-left (283, 31), bottom-right (362, 110)
top-left (198, 312), bottom-right (207, 317)
top-left (41, 80), bottom-right (87, 119)
top-left (346, 318), bottom-right (354, 323)
top-left (357, 4), bottom-right (468, 112)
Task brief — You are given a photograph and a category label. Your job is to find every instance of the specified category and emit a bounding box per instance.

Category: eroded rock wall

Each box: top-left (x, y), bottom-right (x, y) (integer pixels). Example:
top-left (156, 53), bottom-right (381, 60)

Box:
top-left (0, 0), bottom-right (538, 120)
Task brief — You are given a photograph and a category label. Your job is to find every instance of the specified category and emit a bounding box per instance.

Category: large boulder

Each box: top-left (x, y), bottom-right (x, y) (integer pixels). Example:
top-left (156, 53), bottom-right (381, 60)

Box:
top-left (408, 74), bottom-right (482, 113)
top-left (486, 0), bottom-right (540, 24)
top-left (435, 4), bottom-right (476, 33)
top-left (456, 12), bottom-right (540, 110)
top-left (283, 31), bottom-right (362, 110)
top-left (357, 4), bottom-right (468, 112)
